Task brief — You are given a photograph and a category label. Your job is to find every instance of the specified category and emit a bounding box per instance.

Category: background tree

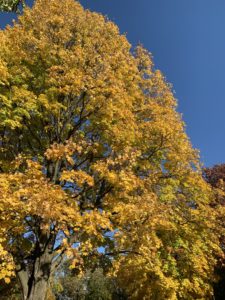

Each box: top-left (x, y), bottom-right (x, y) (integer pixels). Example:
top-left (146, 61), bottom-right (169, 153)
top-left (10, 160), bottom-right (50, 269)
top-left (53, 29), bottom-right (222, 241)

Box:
top-left (0, 0), bottom-right (221, 299)
top-left (203, 164), bottom-right (225, 300)
top-left (53, 263), bottom-right (126, 300)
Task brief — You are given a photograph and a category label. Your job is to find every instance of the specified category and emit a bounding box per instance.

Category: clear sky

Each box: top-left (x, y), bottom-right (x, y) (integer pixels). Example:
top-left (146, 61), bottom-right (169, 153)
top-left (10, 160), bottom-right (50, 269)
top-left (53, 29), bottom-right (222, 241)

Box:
top-left (0, 0), bottom-right (225, 167)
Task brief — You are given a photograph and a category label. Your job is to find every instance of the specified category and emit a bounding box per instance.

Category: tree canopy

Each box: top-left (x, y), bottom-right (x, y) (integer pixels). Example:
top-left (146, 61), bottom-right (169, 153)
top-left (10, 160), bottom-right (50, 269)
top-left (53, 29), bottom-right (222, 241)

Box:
top-left (203, 164), bottom-right (225, 300)
top-left (0, 0), bottom-right (221, 299)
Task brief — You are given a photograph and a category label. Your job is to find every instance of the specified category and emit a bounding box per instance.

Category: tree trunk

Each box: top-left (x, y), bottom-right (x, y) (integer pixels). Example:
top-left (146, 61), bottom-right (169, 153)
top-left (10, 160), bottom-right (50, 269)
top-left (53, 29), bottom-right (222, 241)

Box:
top-left (18, 250), bottom-right (52, 300)
top-left (26, 278), bottom-right (49, 300)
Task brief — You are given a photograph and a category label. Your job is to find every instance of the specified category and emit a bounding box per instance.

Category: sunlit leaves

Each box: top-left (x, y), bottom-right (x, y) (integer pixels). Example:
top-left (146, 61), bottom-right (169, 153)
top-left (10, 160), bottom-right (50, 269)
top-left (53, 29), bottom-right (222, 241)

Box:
top-left (0, 0), bottom-right (221, 299)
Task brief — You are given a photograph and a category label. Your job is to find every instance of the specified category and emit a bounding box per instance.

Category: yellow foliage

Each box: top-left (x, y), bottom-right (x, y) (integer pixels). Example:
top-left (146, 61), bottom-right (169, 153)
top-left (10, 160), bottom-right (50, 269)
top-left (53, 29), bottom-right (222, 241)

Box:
top-left (0, 0), bottom-right (221, 299)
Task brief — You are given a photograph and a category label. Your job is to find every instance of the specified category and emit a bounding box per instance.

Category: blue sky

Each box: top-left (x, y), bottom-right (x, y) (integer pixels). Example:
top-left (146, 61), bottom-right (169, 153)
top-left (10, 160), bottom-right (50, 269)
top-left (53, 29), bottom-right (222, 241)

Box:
top-left (1, 0), bottom-right (225, 166)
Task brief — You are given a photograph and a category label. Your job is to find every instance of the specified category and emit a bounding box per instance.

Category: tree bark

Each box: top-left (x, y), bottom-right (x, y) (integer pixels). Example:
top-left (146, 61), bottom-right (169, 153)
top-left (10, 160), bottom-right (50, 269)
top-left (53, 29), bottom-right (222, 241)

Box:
top-left (26, 277), bottom-right (49, 300)
top-left (17, 249), bottom-right (52, 300)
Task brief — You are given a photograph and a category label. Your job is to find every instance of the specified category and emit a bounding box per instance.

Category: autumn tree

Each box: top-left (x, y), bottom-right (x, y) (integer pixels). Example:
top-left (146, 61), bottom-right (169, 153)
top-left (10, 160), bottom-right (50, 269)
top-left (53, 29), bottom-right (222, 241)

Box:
top-left (203, 164), bottom-right (225, 300)
top-left (0, 0), bottom-right (221, 299)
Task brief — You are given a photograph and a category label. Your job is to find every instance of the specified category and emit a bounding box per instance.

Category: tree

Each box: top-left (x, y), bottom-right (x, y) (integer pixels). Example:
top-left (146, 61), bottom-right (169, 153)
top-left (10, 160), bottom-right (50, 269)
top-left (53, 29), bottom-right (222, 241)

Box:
top-left (53, 264), bottom-right (125, 300)
top-left (0, 0), bottom-right (25, 12)
top-left (203, 164), bottom-right (225, 300)
top-left (0, 0), bottom-right (221, 299)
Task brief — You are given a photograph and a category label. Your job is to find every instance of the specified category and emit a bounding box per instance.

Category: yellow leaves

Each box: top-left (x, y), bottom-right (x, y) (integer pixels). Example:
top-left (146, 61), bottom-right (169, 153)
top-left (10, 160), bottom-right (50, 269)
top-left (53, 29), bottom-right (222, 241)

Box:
top-left (82, 210), bottom-right (112, 236)
top-left (0, 84), bottom-right (37, 129)
top-left (0, 159), bottom-right (76, 223)
top-left (0, 58), bottom-right (9, 86)
top-left (61, 170), bottom-right (94, 187)
top-left (91, 147), bottom-right (143, 196)
top-left (38, 94), bottom-right (52, 110)
top-left (70, 258), bottom-right (81, 269)
top-left (0, 240), bottom-right (15, 283)
top-left (45, 140), bottom-right (84, 162)
top-left (135, 46), bottom-right (153, 77)
top-left (0, 0), bottom-right (221, 297)
top-left (111, 179), bottom-right (218, 299)
top-left (38, 89), bottom-right (67, 114)
top-left (4, 277), bottom-right (11, 284)
top-left (62, 238), bottom-right (68, 247)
